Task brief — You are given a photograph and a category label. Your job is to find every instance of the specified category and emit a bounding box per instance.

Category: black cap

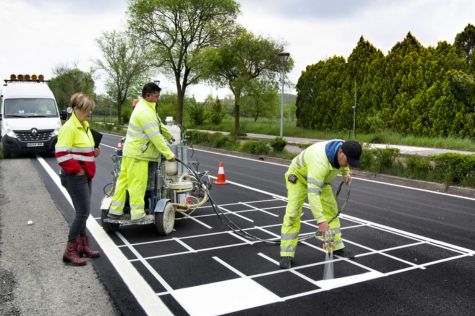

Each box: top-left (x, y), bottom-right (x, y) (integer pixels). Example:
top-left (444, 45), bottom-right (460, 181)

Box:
top-left (341, 140), bottom-right (362, 168)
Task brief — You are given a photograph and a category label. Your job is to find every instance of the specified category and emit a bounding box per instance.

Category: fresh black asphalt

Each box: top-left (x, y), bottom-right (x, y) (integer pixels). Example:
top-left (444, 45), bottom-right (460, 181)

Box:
top-left (34, 133), bottom-right (475, 315)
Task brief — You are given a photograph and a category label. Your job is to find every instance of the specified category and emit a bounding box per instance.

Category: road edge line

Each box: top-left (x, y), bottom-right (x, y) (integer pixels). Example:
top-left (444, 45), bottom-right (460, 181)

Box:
top-left (36, 156), bottom-right (173, 316)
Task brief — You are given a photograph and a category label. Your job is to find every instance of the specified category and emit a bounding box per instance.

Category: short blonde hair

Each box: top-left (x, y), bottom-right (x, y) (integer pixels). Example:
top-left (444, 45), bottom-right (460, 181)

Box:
top-left (70, 92), bottom-right (95, 111)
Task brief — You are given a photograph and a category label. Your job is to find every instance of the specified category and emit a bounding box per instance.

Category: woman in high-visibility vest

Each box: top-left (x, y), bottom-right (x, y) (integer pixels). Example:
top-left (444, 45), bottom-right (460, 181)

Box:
top-left (56, 93), bottom-right (101, 266)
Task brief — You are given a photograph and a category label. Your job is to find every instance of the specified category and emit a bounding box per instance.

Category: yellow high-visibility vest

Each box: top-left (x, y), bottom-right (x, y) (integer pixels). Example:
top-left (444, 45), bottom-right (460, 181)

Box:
top-left (123, 98), bottom-right (174, 161)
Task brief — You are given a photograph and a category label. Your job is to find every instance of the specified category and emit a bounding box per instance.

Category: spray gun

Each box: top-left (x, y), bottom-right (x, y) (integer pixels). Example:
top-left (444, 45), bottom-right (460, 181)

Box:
top-left (322, 230), bottom-right (335, 254)
top-left (312, 181), bottom-right (350, 251)
top-left (315, 229), bottom-right (335, 254)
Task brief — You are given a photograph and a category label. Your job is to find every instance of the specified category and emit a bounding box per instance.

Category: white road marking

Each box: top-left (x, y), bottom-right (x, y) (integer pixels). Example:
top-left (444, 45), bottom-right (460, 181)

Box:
top-left (178, 211), bottom-right (213, 229)
top-left (103, 134), bottom-right (475, 201)
top-left (196, 148), bottom-right (475, 201)
top-left (173, 237), bottom-right (197, 252)
top-left (218, 205), bottom-right (254, 222)
top-left (240, 201), bottom-right (280, 217)
top-left (36, 156), bottom-right (173, 316)
top-left (228, 231), bottom-right (255, 245)
top-left (173, 277), bottom-right (280, 316)
top-left (39, 140), bottom-right (475, 311)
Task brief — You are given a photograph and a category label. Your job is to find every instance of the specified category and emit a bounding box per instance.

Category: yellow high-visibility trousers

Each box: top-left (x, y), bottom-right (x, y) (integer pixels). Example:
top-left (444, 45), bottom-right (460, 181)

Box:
top-left (280, 174), bottom-right (344, 258)
top-left (109, 157), bottom-right (148, 220)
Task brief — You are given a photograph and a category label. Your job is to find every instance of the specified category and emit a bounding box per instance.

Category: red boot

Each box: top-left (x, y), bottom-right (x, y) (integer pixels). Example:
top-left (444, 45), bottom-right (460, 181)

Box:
top-left (63, 241), bottom-right (87, 266)
top-left (78, 235), bottom-right (100, 258)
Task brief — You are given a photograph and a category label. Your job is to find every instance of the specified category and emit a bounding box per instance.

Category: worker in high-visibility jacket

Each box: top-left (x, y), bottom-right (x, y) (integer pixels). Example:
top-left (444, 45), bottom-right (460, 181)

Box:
top-left (109, 82), bottom-right (175, 221)
top-left (56, 92), bottom-right (101, 266)
top-left (280, 140), bottom-right (362, 269)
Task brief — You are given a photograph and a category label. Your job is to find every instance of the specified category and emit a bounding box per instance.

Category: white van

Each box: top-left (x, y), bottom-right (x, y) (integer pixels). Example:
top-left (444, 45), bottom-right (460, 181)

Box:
top-left (0, 74), bottom-right (64, 158)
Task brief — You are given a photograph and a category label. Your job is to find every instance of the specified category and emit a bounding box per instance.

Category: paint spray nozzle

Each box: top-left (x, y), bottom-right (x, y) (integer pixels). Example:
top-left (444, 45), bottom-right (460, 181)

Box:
top-left (322, 231), bottom-right (334, 253)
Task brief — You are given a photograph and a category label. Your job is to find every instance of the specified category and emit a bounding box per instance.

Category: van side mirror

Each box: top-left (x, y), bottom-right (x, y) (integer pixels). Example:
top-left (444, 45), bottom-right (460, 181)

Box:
top-left (0, 114), bottom-right (2, 121)
top-left (60, 110), bottom-right (67, 120)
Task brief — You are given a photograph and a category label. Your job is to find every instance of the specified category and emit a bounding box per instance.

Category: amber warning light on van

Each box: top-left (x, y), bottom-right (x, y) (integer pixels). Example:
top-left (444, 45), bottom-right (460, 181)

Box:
top-left (7, 74), bottom-right (45, 82)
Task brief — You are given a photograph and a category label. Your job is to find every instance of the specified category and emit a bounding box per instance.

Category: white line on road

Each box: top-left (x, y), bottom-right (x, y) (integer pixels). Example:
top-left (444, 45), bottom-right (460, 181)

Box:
top-left (36, 156), bottom-right (173, 316)
top-left (196, 148), bottom-right (475, 201)
top-left (102, 133), bottom-right (474, 201)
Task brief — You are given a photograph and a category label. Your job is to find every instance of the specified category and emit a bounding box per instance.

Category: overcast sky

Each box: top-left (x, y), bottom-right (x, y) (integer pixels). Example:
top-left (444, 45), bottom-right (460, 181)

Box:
top-left (1, 0), bottom-right (474, 101)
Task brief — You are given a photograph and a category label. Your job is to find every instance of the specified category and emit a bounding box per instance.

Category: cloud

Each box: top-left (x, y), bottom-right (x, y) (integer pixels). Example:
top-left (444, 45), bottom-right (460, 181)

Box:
top-left (1, 0), bottom-right (474, 102)
top-left (240, 0), bottom-right (390, 19)
top-left (237, 0), bottom-right (475, 96)
top-left (21, 0), bottom-right (125, 14)
top-left (0, 0), bottom-right (127, 88)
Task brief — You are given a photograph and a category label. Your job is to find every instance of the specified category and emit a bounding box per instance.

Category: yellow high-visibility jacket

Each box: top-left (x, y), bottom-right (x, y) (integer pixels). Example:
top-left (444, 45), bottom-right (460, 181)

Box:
top-left (55, 112), bottom-right (96, 179)
top-left (123, 98), bottom-right (174, 161)
top-left (287, 140), bottom-right (350, 223)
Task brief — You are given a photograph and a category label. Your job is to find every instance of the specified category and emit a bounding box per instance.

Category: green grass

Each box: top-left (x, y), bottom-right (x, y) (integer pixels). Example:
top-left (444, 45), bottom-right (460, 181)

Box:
top-left (188, 116), bottom-right (475, 151)
top-left (89, 112), bottom-right (475, 151)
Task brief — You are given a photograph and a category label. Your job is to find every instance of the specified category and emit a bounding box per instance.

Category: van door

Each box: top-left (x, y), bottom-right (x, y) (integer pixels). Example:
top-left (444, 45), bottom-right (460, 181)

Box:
top-left (0, 97), bottom-right (3, 139)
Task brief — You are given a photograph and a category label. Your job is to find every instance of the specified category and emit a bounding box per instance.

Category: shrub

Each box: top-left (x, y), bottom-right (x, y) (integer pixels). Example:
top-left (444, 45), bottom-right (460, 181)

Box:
top-left (185, 130), bottom-right (238, 150)
top-left (432, 153), bottom-right (475, 187)
top-left (209, 99), bottom-right (225, 125)
top-left (241, 141), bottom-right (271, 155)
top-left (376, 147), bottom-right (400, 172)
top-left (186, 130), bottom-right (211, 145)
top-left (210, 133), bottom-right (233, 148)
top-left (270, 137), bottom-right (287, 152)
top-left (405, 155), bottom-right (432, 179)
top-left (188, 100), bottom-right (206, 126)
top-left (368, 134), bottom-right (386, 144)
top-left (360, 147), bottom-right (400, 173)
top-left (121, 107), bottom-right (132, 124)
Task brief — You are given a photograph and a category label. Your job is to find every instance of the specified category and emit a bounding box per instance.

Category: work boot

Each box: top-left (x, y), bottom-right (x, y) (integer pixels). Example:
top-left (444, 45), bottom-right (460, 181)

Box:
top-left (78, 235), bottom-right (100, 258)
top-left (63, 242), bottom-right (87, 266)
top-left (131, 212), bottom-right (146, 221)
top-left (279, 256), bottom-right (293, 269)
top-left (108, 209), bottom-right (124, 218)
top-left (334, 248), bottom-right (355, 260)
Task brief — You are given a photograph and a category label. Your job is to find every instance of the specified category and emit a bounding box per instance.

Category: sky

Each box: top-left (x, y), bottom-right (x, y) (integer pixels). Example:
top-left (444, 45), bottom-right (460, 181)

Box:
top-left (0, 0), bottom-right (474, 101)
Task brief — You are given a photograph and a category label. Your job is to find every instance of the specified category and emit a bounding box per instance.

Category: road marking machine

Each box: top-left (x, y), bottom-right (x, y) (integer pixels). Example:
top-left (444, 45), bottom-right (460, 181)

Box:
top-left (100, 119), bottom-right (212, 235)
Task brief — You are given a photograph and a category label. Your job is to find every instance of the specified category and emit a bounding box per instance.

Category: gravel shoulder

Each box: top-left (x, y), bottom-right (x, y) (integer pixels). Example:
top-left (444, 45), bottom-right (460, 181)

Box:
top-left (0, 159), bottom-right (117, 316)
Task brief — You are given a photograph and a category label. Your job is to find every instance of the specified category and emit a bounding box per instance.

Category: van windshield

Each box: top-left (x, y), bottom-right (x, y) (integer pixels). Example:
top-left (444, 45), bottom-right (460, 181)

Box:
top-left (4, 98), bottom-right (58, 118)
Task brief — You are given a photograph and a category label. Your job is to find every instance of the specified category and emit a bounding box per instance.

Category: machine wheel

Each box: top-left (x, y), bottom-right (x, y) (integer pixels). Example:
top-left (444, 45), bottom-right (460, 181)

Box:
top-left (155, 202), bottom-right (176, 235)
top-left (101, 209), bottom-right (118, 233)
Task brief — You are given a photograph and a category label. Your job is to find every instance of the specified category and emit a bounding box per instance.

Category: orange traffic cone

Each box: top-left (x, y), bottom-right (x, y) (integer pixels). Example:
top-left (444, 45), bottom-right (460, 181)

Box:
top-left (214, 162), bottom-right (229, 184)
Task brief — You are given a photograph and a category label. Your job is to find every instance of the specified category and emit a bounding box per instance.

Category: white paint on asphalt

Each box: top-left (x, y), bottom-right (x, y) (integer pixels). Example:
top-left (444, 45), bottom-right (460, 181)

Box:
top-left (208, 176), bottom-right (475, 255)
top-left (315, 271), bottom-right (383, 290)
top-left (173, 273), bottom-right (281, 316)
top-left (36, 156), bottom-right (173, 316)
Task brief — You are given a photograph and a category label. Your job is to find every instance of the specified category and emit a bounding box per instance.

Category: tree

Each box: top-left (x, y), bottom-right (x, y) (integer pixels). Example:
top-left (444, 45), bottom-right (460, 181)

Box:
top-left (48, 65), bottom-right (95, 111)
top-left (454, 23), bottom-right (475, 67)
top-left (241, 79), bottom-right (278, 121)
top-left (94, 30), bottom-right (150, 125)
top-left (201, 28), bottom-right (292, 133)
top-left (127, 0), bottom-right (240, 125)
top-left (295, 56), bottom-right (346, 130)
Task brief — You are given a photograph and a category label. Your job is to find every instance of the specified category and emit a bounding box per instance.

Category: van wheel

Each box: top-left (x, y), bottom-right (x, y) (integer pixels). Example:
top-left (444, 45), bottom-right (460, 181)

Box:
top-left (2, 146), bottom-right (11, 159)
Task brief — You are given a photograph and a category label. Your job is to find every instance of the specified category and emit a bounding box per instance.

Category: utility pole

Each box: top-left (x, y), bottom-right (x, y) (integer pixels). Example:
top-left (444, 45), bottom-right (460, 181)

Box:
top-left (109, 101), bottom-right (112, 125)
top-left (278, 52), bottom-right (290, 138)
top-left (353, 81), bottom-right (356, 138)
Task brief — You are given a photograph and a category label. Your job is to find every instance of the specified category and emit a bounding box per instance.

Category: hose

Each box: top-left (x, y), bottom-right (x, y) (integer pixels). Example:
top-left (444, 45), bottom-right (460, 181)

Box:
top-left (174, 158), bottom-right (352, 245)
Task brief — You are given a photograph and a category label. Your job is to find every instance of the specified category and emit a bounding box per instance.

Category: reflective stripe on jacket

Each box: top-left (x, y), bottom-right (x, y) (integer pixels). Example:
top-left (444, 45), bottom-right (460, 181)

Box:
top-left (288, 140), bottom-right (350, 223)
top-left (123, 98), bottom-right (174, 161)
top-left (55, 112), bottom-right (96, 179)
